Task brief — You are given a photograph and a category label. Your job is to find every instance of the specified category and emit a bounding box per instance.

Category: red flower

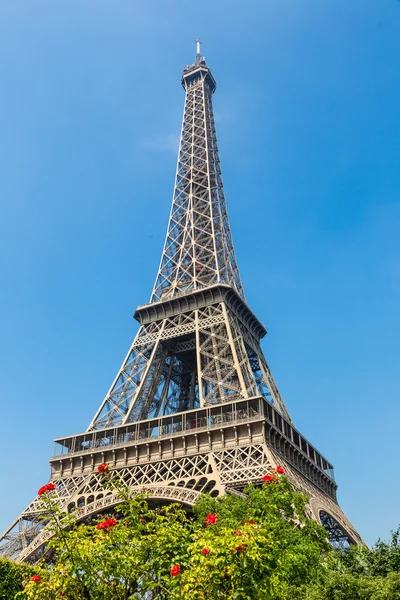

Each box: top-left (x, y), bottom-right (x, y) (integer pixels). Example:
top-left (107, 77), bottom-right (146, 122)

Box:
top-left (245, 520), bottom-right (256, 525)
top-left (170, 564), bottom-right (181, 576)
top-left (97, 463), bottom-right (109, 474)
top-left (235, 545), bottom-right (245, 552)
top-left (30, 575), bottom-right (41, 583)
top-left (263, 474), bottom-right (274, 483)
top-left (276, 466), bottom-right (285, 474)
top-left (235, 530), bottom-right (243, 536)
top-left (139, 518), bottom-right (146, 525)
top-left (96, 518), bottom-right (117, 530)
top-left (202, 548), bottom-right (210, 555)
top-left (205, 513), bottom-right (218, 526)
top-left (38, 483), bottom-right (56, 496)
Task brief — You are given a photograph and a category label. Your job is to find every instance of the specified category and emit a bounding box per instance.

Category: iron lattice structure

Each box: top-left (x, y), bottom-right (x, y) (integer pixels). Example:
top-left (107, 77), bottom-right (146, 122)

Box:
top-left (0, 45), bottom-right (362, 562)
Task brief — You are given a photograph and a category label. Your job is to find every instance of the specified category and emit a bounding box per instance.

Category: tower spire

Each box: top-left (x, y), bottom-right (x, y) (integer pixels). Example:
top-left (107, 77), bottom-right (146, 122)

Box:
top-left (195, 38), bottom-right (202, 63)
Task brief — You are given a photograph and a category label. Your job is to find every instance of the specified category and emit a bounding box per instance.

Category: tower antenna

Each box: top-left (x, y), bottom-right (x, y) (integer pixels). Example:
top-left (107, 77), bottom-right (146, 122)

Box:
top-left (195, 38), bottom-right (202, 63)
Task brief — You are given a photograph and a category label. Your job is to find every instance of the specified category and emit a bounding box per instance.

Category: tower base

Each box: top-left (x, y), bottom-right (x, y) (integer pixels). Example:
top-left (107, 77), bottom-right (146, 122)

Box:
top-left (0, 396), bottom-right (362, 563)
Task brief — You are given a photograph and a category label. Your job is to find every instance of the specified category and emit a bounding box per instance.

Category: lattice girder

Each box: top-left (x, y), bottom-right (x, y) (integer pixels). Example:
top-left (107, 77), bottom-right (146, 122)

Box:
top-left (151, 59), bottom-right (243, 303)
top-left (0, 48), bottom-right (363, 563)
top-left (2, 442), bottom-right (271, 562)
top-left (88, 294), bottom-right (290, 429)
top-left (0, 433), bottom-right (362, 563)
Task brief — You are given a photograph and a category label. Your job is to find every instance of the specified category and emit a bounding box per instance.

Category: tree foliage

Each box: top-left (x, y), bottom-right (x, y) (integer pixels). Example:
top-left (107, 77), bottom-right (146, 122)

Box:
top-left (15, 467), bottom-right (331, 599)
top-left (0, 558), bottom-right (34, 600)
top-left (291, 527), bottom-right (400, 600)
top-left (341, 527), bottom-right (400, 577)
top-left (1, 466), bottom-right (398, 599)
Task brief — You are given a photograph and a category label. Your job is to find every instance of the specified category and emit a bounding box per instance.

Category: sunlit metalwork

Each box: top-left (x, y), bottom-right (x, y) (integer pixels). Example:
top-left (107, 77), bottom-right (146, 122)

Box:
top-left (320, 511), bottom-right (354, 550)
top-left (0, 44), bottom-right (362, 562)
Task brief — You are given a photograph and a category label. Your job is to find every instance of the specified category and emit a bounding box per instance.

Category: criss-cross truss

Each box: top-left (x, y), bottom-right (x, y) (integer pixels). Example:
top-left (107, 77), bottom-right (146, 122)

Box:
top-left (88, 292), bottom-right (290, 429)
top-left (0, 45), bottom-right (363, 564)
top-left (152, 57), bottom-right (243, 302)
top-left (89, 288), bottom-right (289, 429)
top-left (87, 54), bottom-right (290, 431)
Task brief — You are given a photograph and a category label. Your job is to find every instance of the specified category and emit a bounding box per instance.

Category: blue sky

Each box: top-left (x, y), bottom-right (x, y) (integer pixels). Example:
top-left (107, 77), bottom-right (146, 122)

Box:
top-left (0, 0), bottom-right (399, 547)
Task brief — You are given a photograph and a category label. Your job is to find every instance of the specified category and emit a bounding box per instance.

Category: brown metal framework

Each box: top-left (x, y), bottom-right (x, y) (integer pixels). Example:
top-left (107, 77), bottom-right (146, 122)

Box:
top-left (0, 45), bottom-right (362, 562)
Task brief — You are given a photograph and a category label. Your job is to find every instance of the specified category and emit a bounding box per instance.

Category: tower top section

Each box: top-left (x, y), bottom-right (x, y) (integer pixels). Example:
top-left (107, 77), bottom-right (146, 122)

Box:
top-left (181, 40), bottom-right (216, 93)
top-left (151, 43), bottom-right (243, 303)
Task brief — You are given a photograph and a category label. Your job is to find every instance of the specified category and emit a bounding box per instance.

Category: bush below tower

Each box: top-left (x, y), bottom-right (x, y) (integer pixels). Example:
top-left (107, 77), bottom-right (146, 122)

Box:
top-left (2, 466), bottom-right (399, 599)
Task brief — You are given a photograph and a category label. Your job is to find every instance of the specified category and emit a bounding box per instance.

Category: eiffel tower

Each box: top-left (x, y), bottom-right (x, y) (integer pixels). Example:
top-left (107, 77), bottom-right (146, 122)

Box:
top-left (0, 42), bottom-right (362, 562)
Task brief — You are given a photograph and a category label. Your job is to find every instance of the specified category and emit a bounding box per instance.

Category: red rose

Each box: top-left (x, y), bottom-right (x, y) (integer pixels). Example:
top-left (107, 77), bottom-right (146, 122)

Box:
top-left (96, 518), bottom-right (117, 530)
top-left (235, 545), bottom-right (245, 551)
top-left (170, 564), bottom-right (181, 576)
top-left (276, 466), bottom-right (285, 474)
top-left (106, 518), bottom-right (117, 527)
top-left (245, 520), bottom-right (256, 525)
top-left (205, 513), bottom-right (218, 526)
top-left (97, 463), bottom-right (109, 474)
top-left (38, 483), bottom-right (56, 496)
top-left (263, 474), bottom-right (274, 483)
top-left (235, 530), bottom-right (243, 536)
top-left (202, 548), bottom-right (210, 555)
top-left (30, 575), bottom-right (41, 583)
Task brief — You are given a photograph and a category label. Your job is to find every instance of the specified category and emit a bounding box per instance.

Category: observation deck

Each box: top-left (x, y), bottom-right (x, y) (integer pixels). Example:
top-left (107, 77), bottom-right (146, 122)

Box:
top-left (181, 58), bottom-right (216, 93)
top-left (51, 396), bottom-right (337, 500)
top-left (135, 283), bottom-right (266, 341)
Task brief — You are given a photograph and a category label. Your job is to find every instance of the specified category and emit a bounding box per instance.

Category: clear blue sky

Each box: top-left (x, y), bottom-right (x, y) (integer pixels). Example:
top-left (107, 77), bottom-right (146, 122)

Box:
top-left (0, 0), bottom-right (399, 547)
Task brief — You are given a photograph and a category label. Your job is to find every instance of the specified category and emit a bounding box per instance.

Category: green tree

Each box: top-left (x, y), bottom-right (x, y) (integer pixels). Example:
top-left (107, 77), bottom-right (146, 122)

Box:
top-left (16, 466), bottom-right (331, 600)
top-left (0, 558), bottom-right (35, 600)
top-left (291, 571), bottom-right (400, 600)
top-left (10, 465), bottom-right (400, 600)
top-left (364, 527), bottom-right (400, 577)
top-left (290, 527), bottom-right (400, 600)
